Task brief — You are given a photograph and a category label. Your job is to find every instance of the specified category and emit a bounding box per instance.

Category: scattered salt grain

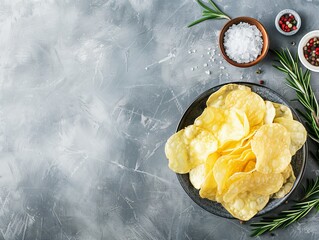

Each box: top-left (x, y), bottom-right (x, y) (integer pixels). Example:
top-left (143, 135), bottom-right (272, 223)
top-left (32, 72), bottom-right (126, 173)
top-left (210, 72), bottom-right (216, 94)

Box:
top-left (207, 51), bottom-right (211, 55)
top-left (204, 63), bottom-right (208, 67)
top-left (205, 70), bottom-right (211, 75)
top-left (220, 66), bottom-right (225, 70)
top-left (191, 67), bottom-right (194, 71)
top-left (224, 22), bottom-right (263, 63)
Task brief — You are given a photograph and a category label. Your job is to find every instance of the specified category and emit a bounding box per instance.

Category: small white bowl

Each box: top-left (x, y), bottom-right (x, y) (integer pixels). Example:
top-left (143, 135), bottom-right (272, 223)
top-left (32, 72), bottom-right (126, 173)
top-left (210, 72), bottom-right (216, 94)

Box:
top-left (298, 30), bottom-right (319, 72)
top-left (275, 9), bottom-right (301, 36)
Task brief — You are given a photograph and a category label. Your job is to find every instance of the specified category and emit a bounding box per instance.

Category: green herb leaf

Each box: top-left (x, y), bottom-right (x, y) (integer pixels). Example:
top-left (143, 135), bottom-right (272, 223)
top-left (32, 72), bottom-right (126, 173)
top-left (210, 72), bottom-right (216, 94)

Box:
top-left (188, 16), bottom-right (214, 28)
top-left (188, 0), bottom-right (231, 28)
top-left (250, 48), bottom-right (319, 236)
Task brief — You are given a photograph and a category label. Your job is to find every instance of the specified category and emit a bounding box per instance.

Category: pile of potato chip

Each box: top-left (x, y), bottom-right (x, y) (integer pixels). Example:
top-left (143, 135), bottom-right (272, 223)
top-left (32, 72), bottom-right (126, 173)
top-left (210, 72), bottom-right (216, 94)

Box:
top-left (165, 84), bottom-right (307, 221)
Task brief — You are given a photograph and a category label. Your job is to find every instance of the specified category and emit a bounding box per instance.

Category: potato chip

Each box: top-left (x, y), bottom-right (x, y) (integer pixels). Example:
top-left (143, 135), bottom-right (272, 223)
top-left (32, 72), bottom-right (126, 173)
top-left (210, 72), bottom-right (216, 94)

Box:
top-left (165, 125), bottom-right (218, 173)
top-left (189, 128), bottom-right (219, 163)
top-left (222, 192), bottom-right (269, 221)
top-left (281, 164), bottom-right (293, 180)
top-left (225, 90), bottom-right (266, 126)
top-left (199, 153), bottom-right (220, 201)
top-left (195, 107), bottom-right (249, 146)
top-left (206, 84), bottom-right (251, 108)
top-left (251, 123), bottom-right (291, 174)
top-left (199, 171), bottom-right (218, 201)
top-left (221, 139), bottom-right (251, 156)
top-left (273, 165), bottom-right (296, 199)
top-left (223, 170), bottom-right (284, 202)
top-left (272, 102), bottom-right (293, 120)
top-left (244, 160), bottom-right (256, 172)
top-left (205, 152), bottom-right (220, 175)
top-left (264, 100), bottom-right (276, 124)
top-left (219, 125), bottom-right (259, 155)
top-left (274, 117), bottom-right (307, 155)
top-left (189, 164), bottom-right (205, 189)
top-left (213, 150), bottom-right (255, 194)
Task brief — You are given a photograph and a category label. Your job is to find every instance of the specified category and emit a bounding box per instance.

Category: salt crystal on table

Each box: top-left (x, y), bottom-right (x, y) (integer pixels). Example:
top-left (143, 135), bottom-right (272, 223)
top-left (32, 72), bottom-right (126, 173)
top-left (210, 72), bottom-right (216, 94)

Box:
top-left (223, 22), bottom-right (263, 63)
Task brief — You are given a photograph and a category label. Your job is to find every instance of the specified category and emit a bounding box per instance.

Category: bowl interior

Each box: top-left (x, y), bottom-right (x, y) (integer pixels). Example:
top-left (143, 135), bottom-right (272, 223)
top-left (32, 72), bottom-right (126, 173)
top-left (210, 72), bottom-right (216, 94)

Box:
top-left (219, 17), bottom-right (269, 68)
top-left (176, 82), bottom-right (307, 219)
top-left (298, 30), bottom-right (319, 72)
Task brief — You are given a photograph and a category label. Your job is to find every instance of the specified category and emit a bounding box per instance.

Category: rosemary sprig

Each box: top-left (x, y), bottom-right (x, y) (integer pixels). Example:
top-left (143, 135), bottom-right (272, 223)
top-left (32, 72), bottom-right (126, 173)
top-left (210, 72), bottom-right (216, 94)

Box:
top-left (188, 0), bottom-right (231, 28)
top-left (251, 177), bottom-right (319, 237)
top-left (272, 49), bottom-right (319, 143)
top-left (250, 48), bottom-right (319, 236)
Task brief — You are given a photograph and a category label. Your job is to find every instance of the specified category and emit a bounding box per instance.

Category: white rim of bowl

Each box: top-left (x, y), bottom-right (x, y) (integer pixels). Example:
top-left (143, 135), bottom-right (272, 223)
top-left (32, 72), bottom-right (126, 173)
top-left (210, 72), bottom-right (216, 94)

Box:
top-left (275, 9), bottom-right (301, 36)
top-left (298, 30), bottom-right (319, 72)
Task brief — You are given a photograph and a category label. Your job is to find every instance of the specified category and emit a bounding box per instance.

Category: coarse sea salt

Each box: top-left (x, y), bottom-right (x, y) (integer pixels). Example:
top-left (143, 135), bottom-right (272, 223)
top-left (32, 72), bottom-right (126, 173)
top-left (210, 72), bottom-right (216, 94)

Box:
top-left (224, 22), bottom-right (263, 63)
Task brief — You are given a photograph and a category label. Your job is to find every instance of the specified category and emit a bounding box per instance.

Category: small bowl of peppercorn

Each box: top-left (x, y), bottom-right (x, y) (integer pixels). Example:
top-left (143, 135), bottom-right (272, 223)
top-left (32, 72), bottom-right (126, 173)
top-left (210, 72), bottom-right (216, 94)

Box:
top-left (275, 9), bottom-right (301, 36)
top-left (298, 30), bottom-right (319, 72)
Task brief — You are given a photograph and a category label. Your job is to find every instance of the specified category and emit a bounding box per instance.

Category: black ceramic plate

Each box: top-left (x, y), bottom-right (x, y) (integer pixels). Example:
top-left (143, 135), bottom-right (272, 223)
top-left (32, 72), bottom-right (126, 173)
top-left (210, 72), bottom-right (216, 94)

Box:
top-left (176, 82), bottom-right (308, 219)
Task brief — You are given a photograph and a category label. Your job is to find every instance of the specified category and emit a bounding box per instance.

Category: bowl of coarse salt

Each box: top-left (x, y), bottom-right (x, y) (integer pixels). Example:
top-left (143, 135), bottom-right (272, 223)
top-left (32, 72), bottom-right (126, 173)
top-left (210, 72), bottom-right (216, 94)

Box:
top-left (219, 17), bottom-right (269, 68)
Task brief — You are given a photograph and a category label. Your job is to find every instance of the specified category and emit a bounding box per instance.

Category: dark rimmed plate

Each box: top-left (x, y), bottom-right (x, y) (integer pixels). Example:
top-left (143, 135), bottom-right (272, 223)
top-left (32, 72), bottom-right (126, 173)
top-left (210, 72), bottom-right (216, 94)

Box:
top-left (176, 82), bottom-right (308, 219)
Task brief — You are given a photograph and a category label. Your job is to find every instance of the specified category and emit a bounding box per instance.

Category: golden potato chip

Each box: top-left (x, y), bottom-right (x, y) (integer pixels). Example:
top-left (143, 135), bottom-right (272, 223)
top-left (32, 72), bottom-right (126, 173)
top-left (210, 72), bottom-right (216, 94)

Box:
top-left (225, 90), bottom-right (266, 126)
top-left (213, 150), bottom-right (255, 194)
top-left (222, 192), bottom-right (269, 221)
top-left (199, 153), bottom-right (220, 201)
top-left (189, 164), bottom-right (205, 189)
top-left (264, 101), bottom-right (276, 124)
top-left (272, 102), bottom-right (293, 120)
top-left (223, 170), bottom-right (284, 203)
top-left (189, 128), bottom-right (219, 163)
top-left (165, 125), bottom-right (218, 173)
top-left (251, 123), bottom-right (291, 174)
top-left (273, 165), bottom-right (296, 199)
top-left (206, 84), bottom-right (251, 108)
top-left (281, 164), bottom-right (293, 180)
top-left (274, 117), bottom-right (307, 155)
top-left (195, 107), bottom-right (249, 146)
top-left (199, 170), bottom-right (218, 201)
top-left (219, 125), bottom-right (259, 155)
top-left (244, 160), bottom-right (256, 172)
top-left (205, 152), bottom-right (220, 175)
top-left (165, 130), bottom-right (190, 173)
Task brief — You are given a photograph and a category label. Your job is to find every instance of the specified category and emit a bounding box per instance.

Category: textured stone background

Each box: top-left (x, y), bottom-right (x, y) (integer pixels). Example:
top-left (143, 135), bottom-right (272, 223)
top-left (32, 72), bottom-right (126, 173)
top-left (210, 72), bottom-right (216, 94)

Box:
top-left (1, 0), bottom-right (319, 239)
